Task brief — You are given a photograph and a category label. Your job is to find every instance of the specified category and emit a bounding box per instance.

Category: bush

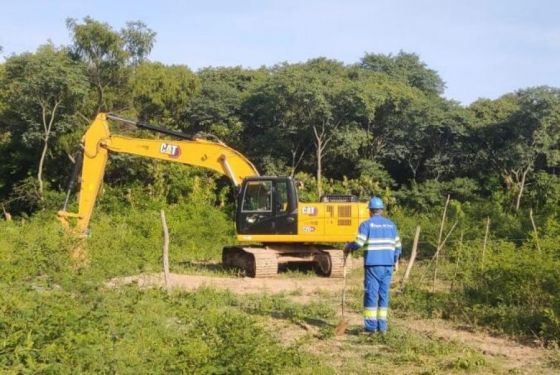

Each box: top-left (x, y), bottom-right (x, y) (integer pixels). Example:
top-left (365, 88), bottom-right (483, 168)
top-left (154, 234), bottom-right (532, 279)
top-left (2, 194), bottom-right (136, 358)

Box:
top-left (447, 244), bottom-right (560, 343)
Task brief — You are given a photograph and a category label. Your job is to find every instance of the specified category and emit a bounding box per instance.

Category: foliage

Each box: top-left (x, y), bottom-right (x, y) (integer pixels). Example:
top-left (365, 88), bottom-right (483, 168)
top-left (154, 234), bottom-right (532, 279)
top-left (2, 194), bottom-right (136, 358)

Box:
top-left (0, 43), bottom-right (88, 198)
top-left (1, 16), bottom-right (560, 360)
top-left (0, 197), bottom-right (337, 373)
top-left (130, 61), bottom-right (198, 125)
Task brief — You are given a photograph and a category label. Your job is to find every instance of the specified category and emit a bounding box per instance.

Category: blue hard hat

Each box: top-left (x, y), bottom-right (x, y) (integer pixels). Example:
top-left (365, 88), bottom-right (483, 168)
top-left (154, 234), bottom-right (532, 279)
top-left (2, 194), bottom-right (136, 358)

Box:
top-left (368, 196), bottom-right (384, 209)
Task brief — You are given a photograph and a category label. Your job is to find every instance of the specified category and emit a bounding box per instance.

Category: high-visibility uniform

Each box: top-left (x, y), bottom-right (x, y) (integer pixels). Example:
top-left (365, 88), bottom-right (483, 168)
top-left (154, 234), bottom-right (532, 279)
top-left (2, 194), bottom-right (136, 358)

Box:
top-left (347, 214), bottom-right (401, 332)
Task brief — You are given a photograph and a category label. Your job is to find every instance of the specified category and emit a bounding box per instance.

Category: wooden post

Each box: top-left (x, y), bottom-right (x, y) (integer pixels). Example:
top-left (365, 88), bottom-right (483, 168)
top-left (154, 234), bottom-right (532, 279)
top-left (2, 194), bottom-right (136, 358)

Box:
top-left (481, 217), bottom-right (490, 270)
top-left (1, 204), bottom-right (11, 221)
top-left (529, 208), bottom-right (541, 252)
top-left (160, 210), bottom-right (170, 289)
top-left (432, 221), bottom-right (458, 292)
top-left (432, 195), bottom-right (451, 292)
top-left (401, 225), bottom-right (421, 290)
top-left (436, 195), bottom-right (451, 253)
top-left (451, 230), bottom-right (464, 291)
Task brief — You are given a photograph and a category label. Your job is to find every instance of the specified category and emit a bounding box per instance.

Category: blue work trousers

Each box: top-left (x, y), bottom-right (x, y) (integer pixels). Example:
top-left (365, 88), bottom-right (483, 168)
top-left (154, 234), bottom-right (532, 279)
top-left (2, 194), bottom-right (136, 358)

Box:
top-left (363, 265), bottom-right (393, 332)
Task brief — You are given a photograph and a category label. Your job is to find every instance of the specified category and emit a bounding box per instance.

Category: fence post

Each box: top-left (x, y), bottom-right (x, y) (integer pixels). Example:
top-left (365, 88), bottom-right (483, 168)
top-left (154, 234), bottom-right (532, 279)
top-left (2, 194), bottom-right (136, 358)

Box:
top-left (451, 230), bottom-right (464, 291)
top-left (481, 217), bottom-right (490, 270)
top-left (529, 208), bottom-right (541, 252)
top-left (161, 209), bottom-right (170, 289)
top-left (432, 195), bottom-right (451, 293)
top-left (401, 225), bottom-right (421, 290)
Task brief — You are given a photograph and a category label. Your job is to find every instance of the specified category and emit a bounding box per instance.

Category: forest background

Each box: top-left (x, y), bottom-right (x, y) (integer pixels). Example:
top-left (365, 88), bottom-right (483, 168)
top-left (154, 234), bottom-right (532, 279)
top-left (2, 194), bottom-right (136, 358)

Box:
top-left (0, 17), bottom-right (559, 372)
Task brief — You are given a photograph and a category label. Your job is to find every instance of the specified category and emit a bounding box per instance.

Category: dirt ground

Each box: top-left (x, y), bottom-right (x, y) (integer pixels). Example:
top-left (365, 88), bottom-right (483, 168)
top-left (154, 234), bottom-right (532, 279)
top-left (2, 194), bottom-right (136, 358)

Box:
top-left (107, 266), bottom-right (556, 373)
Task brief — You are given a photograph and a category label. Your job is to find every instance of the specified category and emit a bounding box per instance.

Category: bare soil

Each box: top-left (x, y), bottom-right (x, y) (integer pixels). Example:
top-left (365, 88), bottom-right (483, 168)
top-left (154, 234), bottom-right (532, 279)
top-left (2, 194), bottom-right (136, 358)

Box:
top-left (107, 267), bottom-right (556, 374)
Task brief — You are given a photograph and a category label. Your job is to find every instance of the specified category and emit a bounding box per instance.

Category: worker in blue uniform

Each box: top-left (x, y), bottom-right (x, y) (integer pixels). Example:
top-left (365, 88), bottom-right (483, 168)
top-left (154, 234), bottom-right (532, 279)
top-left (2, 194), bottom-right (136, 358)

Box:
top-left (345, 196), bottom-right (401, 334)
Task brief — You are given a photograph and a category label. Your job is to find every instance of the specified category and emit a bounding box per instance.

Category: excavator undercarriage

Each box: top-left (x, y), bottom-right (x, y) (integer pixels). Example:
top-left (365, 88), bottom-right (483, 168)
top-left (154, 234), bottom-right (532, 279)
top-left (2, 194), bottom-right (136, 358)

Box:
top-left (222, 245), bottom-right (346, 278)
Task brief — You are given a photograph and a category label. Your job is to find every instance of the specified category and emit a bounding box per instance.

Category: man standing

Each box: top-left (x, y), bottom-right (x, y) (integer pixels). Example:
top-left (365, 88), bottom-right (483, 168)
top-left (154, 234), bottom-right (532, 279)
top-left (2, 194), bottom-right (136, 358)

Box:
top-left (345, 196), bottom-right (401, 334)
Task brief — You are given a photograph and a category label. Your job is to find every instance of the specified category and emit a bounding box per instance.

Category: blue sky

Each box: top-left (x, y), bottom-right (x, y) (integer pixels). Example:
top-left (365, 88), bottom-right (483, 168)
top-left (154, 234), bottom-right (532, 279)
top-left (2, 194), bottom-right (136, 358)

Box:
top-left (1, 0), bottom-right (559, 105)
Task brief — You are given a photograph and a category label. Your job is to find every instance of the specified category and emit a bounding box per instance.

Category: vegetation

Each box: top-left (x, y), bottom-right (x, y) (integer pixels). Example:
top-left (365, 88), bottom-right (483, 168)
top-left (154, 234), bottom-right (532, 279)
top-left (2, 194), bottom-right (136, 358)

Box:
top-left (1, 16), bottom-right (559, 372)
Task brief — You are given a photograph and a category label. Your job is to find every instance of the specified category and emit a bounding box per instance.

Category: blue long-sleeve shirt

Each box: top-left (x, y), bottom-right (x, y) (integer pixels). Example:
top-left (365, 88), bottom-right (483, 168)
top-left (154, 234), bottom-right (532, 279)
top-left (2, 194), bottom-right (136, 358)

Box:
top-left (347, 214), bottom-right (401, 266)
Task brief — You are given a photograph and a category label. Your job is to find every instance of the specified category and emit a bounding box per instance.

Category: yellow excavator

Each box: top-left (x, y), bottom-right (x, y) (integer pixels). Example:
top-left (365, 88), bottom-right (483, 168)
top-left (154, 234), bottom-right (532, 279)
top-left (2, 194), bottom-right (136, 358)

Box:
top-left (58, 113), bottom-right (369, 277)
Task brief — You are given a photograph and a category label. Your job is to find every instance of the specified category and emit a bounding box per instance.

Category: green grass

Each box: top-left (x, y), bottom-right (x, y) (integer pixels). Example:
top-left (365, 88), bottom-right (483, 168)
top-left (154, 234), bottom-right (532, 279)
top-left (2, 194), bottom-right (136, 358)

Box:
top-left (0, 284), bottom-right (332, 374)
top-left (1, 197), bottom-right (559, 373)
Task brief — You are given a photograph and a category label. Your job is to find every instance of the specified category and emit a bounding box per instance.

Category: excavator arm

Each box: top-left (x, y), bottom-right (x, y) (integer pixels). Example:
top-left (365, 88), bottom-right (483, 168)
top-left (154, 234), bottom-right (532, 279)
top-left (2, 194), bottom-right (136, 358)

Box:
top-left (57, 113), bottom-right (259, 233)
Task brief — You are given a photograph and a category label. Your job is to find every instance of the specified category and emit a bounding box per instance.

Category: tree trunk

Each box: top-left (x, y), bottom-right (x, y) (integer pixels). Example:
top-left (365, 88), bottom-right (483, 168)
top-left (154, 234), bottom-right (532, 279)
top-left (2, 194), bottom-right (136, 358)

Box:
top-left (316, 143), bottom-right (322, 197)
top-left (37, 136), bottom-right (49, 197)
top-left (515, 167), bottom-right (529, 211)
top-left (37, 101), bottom-right (60, 199)
top-left (96, 82), bottom-right (104, 113)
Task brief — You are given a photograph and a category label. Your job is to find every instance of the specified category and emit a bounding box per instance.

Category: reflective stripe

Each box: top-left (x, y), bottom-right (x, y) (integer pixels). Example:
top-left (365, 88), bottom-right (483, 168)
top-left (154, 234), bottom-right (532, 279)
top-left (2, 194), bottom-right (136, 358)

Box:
top-left (377, 308), bottom-right (388, 320)
top-left (363, 309), bottom-right (377, 318)
top-left (366, 246), bottom-right (396, 251)
top-left (357, 234), bottom-right (367, 241)
top-left (367, 238), bottom-right (396, 245)
top-left (356, 239), bottom-right (365, 246)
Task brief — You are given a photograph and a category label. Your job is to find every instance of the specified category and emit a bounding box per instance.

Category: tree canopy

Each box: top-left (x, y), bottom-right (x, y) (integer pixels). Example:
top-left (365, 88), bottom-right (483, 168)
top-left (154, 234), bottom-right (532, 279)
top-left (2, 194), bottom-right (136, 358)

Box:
top-left (0, 17), bottom-right (559, 216)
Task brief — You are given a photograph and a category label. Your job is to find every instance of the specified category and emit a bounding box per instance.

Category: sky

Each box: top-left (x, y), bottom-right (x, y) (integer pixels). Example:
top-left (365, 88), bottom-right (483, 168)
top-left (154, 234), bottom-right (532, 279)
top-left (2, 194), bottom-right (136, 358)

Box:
top-left (1, 0), bottom-right (559, 105)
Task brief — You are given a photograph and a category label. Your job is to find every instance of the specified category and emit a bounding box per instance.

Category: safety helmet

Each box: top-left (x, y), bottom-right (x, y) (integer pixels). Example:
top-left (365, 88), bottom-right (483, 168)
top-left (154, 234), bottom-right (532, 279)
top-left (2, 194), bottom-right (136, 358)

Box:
top-left (368, 196), bottom-right (384, 209)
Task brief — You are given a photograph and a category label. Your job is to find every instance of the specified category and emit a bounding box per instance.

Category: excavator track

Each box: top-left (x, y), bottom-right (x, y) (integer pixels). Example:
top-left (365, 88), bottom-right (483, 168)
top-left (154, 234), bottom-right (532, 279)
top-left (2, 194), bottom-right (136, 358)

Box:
top-left (222, 245), bottom-right (346, 278)
top-left (314, 248), bottom-right (346, 278)
top-left (222, 246), bottom-right (278, 278)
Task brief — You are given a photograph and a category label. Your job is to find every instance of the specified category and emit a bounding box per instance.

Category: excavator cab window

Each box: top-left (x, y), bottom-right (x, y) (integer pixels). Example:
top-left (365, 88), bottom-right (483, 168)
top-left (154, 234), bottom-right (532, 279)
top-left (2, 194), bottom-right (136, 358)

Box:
top-left (275, 180), bottom-right (289, 213)
top-left (242, 181), bottom-right (272, 212)
top-left (237, 177), bottom-right (298, 235)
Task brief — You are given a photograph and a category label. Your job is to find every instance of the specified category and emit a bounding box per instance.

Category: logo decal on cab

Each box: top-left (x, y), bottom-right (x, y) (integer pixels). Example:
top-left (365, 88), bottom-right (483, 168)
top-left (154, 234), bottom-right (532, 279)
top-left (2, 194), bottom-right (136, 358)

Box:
top-left (302, 206), bottom-right (317, 216)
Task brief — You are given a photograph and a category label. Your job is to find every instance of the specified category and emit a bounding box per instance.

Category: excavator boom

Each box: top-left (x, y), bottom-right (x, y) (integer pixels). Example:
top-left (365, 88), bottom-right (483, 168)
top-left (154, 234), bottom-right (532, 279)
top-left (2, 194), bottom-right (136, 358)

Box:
top-left (57, 113), bottom-right (258, 233)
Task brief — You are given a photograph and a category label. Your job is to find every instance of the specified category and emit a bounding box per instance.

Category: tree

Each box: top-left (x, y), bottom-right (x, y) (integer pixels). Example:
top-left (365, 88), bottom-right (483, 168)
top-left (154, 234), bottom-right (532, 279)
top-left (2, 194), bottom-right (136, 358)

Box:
top-left (187, 67), bottom-right (266, 146)
top-left (360, 51), bottom-right (445, 96)
top-left (242, 59), bottom-right (351, 195)
top-left (0, 44), bottom-right (88, 197)
top-left (121, 21), bottom-right (156, 65)
top-left (376, 93), bottom-right (471, 184)
top-left (130, 62), bottom-right (198, 126)
top-left (473, 87), bottom-right (560, 210)
top-left (66, 17), bottom-right (156, 112)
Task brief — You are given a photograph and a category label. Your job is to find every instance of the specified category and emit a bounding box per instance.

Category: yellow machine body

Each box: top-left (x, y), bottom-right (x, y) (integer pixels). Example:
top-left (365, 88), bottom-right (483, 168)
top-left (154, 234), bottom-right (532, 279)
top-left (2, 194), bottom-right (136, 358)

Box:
top-left (237, 202), bottom-right (369, 243)
top-left (58, 113), bottom-right (371, 277)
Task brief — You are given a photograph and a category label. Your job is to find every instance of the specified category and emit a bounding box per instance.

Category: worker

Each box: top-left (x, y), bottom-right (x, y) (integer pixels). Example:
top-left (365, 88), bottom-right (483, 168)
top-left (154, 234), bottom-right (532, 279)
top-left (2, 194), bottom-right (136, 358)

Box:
top-left (345, 196), bottom-right (401, 334)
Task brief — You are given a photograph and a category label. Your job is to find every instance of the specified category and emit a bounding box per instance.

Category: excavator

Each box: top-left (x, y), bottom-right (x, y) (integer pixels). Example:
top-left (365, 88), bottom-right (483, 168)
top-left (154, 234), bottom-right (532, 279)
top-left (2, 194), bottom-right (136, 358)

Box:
top-left (57, 113), bottom-right (369, 277)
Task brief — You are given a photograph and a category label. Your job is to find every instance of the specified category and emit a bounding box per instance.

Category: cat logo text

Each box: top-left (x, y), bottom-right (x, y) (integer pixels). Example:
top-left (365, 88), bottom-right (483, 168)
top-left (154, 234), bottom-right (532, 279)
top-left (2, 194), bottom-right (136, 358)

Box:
top-left (160, 143), bottom-right (181, 158)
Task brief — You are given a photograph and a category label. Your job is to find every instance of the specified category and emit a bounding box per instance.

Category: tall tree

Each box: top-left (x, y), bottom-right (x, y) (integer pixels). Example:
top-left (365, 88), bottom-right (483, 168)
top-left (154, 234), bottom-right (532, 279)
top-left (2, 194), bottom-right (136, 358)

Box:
top-left (130, 61), bottom-right (198, 126)
top-left (0, 44), bottom-right (88, 197)
top-left (66, 17), bottom-right (156, 112)
top-left (360, 51), bottom-right (445, 96)
top-left (242, 59), bottom-right (350, 195)
top-left (121, 21), bottom-right (157, 65)
top-left (187, 67), bottom-right (266, 146)
top-left (473, 87), bottom-right (560, 210)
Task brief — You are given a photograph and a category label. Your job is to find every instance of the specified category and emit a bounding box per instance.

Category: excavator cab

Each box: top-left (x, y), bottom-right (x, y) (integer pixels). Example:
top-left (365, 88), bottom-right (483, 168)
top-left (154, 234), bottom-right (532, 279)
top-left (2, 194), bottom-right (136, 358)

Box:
top-left (236, 176), bottom-right (298, 235)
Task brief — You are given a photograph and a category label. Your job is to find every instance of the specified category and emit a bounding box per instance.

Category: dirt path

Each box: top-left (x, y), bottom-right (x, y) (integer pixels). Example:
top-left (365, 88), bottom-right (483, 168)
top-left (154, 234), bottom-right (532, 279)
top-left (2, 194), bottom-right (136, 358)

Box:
top-left (107, 269), bottom-right (554, 373)
top-left (400, 318), bottom-right (551, 372)
top-left (107, 272), bottom-right (348, 298)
